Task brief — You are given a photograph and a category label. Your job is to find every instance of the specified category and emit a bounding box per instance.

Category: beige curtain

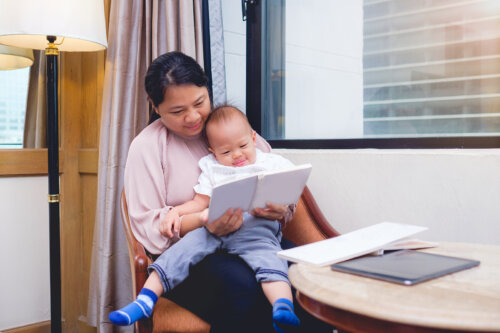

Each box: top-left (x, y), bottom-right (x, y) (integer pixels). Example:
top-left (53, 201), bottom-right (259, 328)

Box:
top-left (23, 50), bottom-right (46, 148)
top-left (87, 1), bottom-right (203, 332)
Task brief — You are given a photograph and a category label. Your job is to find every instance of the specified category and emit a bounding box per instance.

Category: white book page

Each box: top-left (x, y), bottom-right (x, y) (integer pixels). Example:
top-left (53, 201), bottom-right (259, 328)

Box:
top-left (250, 164), bottom-right (312, 211)
top-left (207, 175), bottom-right (258, 223)
top-left (277, 222), bottom-right (428, 266)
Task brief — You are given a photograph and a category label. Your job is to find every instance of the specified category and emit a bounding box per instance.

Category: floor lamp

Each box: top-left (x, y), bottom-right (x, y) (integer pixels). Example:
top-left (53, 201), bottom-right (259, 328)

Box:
top-left (0, 1), bottom-right (107, 332)
top-left (0, 44), bottom-right (34, 70)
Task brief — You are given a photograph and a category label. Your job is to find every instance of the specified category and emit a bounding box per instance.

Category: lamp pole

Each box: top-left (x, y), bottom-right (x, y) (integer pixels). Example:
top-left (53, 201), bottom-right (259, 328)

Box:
top-left (46, 35), bottom-right (62, 333)
top-left (0, 3), bottom-right (107, 331)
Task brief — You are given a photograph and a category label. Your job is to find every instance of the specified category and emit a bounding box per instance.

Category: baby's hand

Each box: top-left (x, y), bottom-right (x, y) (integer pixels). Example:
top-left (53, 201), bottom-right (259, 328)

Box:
top-left (159, 208), bottom-right (181, 238)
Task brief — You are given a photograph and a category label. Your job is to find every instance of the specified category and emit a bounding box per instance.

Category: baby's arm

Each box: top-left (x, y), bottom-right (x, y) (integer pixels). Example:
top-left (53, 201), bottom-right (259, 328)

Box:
top-left (159, 194), bottom-right (210, 238)
top-left (173, 193), bottom-right (210, 216)
top-left (179, 207), bottom-right (209, 237)
top-left (177, 194), bottom-right (210, 236)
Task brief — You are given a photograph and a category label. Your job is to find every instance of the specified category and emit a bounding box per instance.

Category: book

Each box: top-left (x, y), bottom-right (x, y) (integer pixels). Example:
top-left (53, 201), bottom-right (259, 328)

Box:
top-left (207, 163), bottom-right (312, 223)
top-left (277, 222), bottom-right (429, 266)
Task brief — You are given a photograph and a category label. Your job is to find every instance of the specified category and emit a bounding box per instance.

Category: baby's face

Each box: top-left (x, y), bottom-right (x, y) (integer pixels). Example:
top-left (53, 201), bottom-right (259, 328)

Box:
top-left (207, 117), bottom-right (257, 167)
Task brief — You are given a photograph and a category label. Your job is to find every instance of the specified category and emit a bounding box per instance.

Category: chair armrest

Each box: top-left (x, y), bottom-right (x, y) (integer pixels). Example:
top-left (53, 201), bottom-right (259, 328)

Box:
top-left (283, 186), bottom-right (340, 245)
top-left (301, 186), bottom-right (340, 238)
top-left (133, 240), bottom-right (150, 297)
top-left (132, 241), bottom-right (153, 333)
top-left (120, 190), bottom-right (153, 333)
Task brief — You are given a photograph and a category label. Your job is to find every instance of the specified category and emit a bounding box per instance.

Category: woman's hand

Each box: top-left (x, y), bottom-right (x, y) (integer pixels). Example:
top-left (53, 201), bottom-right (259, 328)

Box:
top-left (205, 208), bottom-right (243, 236)
top-left (251, 202), bottom-right (287, 222)
top-left (159, 208), bottom-right (181, 238)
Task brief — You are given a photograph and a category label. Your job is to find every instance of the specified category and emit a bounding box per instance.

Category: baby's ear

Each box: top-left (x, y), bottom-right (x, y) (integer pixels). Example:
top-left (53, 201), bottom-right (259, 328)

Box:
top-left (252, 130), bottom-right (257, 143)
top-left (208, 147), bottom-right (215, 154)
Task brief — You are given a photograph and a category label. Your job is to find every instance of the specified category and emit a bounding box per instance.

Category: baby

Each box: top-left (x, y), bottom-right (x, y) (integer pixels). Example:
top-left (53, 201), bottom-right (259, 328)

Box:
top-left (110, 105), bottom-right (300, 333)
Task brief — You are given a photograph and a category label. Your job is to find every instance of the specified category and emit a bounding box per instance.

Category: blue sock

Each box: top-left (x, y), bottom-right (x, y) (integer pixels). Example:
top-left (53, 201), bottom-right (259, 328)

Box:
top-left (109, 288), bottom-right (158, 326)
top-left (272, 298), bottom-right (300, 333)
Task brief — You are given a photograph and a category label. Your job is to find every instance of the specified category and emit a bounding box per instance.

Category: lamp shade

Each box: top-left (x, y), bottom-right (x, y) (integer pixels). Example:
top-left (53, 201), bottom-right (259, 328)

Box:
top-left (0, 44), bottom-right (34, 70)
top-left (0, 0), bottom-right (107, 52)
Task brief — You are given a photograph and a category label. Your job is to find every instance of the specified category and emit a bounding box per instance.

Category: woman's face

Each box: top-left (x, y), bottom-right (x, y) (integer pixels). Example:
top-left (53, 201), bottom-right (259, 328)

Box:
top-left (154, 84), bottom-right (211, 137)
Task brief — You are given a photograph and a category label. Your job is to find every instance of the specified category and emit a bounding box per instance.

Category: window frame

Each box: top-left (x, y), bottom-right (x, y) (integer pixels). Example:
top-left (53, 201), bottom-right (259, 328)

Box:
top-left (245, 0), bottom-right (500, 149)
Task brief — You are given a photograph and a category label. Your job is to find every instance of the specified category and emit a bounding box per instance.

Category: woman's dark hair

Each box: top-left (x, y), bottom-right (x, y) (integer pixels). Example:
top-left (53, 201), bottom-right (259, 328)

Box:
top-left (145, 51), bottom-right (210, 123)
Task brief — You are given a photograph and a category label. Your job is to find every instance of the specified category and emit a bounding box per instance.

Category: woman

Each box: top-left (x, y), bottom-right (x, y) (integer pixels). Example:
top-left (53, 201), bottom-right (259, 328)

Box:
top-left (124, 51), bottom-right (332, 332)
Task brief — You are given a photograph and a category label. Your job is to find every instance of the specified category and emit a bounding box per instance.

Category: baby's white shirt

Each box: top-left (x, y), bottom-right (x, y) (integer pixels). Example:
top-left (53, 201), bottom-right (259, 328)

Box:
top-left (194, 148), bottom-right (294, 197)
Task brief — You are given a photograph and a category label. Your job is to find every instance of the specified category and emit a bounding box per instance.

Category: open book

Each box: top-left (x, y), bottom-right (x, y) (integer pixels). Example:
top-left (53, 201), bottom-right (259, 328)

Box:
top-left (277, 222), bottom-right (434, 266)
top-left (207, 163), bottom-right (312, 223)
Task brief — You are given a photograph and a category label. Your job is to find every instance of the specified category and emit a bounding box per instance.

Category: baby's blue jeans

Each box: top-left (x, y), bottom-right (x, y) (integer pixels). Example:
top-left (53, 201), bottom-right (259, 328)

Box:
top-left (148, 213), bottom-right (288, 293)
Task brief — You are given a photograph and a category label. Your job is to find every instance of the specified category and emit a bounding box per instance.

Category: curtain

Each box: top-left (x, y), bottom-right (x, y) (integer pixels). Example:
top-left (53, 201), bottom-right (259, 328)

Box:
top-left (153, 0), bottom-right (204, 61)
top-left (207, 0), bottom-right (226, 106)
top-left (23, 50), bottom-right (46, 148)
top-left (87, 1), bottom-right (204, 332)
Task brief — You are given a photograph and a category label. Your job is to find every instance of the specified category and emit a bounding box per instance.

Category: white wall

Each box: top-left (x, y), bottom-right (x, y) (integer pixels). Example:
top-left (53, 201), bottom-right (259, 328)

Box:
top-left (0, 176), bottom-right (50, 330)
top-left (276, 148), bottom-right (500, 245)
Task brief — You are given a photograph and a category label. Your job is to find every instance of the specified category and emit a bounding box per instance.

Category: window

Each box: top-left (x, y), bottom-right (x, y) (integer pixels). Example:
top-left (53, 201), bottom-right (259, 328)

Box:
top-left (243, 0), bottom-right (500, 148)
top-left (0, 67), bottom-right (30, 148)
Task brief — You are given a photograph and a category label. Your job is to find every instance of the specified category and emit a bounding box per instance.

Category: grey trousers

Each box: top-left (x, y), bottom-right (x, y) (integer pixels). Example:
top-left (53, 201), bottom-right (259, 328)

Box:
top-left (148, 213), bottom-right (289, 293)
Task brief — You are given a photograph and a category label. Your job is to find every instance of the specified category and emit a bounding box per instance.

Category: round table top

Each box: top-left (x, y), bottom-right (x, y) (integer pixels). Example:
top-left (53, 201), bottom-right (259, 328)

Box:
top-left (289, 242), bottom-right (500, 332)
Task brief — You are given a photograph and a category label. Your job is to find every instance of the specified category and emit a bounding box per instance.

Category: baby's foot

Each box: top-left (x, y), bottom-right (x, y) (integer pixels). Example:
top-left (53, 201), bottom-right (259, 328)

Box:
top-left (272, 298), bottom-right (300, 333)
top-left (109, 288), bottom-right (158, 326)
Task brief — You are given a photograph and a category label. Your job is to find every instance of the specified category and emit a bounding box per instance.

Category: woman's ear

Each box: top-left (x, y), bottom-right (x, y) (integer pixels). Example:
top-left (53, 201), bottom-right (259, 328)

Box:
top-left (148, 98), bottom-right (160, 114)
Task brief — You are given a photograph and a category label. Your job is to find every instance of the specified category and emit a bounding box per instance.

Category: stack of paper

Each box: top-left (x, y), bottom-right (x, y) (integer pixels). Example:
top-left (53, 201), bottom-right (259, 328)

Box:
top-left (277, 222), bottom-right (430, 266)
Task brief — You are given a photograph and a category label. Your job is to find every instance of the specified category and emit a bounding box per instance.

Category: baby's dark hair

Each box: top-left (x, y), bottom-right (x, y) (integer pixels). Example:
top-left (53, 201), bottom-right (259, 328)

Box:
top-left (204, 104), bottom-right (253, 144)
top-left (206, 104), bottom-right (250, 126)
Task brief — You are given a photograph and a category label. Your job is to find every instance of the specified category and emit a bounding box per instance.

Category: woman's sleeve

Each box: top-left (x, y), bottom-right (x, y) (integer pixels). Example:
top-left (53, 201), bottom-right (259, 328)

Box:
top-left (124, 131), bottom-right (178, 254)
top-left (280, 204), bottom-right (296, 227)
top-left (255, 133), bottom-right (272, 153)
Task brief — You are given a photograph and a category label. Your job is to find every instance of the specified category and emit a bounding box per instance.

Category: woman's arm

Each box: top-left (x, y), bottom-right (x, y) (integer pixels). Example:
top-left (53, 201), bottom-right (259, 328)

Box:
top-left (124, 122), bottom-right (202, 254)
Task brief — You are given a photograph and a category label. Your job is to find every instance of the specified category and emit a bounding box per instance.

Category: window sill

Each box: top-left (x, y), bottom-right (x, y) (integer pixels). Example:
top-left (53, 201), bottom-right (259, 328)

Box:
top-left (0, 149), bottom-right (62, 176)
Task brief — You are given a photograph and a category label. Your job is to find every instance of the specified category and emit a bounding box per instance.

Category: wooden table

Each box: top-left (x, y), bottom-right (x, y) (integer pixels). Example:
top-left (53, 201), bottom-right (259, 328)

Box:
top-left (289, 242), bottom-right (500, 332)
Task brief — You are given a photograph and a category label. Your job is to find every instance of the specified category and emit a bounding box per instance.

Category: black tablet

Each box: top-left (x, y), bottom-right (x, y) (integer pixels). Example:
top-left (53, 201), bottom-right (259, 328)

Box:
top-left (330, 249), bottom-right (480, 286)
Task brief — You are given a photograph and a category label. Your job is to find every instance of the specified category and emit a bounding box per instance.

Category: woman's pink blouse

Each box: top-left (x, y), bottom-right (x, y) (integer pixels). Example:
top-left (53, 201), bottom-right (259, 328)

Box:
top-left (124, 119), bottom-right (272, 254)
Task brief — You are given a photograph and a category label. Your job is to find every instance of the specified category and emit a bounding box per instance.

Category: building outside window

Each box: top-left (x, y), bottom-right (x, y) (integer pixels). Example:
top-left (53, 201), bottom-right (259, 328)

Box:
top-left (226, 0), bottom-right (500, 145)
top-left (363, 0), bottom-right (500, 138)
top-left (0, 67), bottom-right (30, 148)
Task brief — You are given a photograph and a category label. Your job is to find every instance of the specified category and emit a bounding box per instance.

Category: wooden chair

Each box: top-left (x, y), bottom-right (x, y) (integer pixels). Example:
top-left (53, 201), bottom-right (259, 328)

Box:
top-left (120, 187), bottom-right (340, 333)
